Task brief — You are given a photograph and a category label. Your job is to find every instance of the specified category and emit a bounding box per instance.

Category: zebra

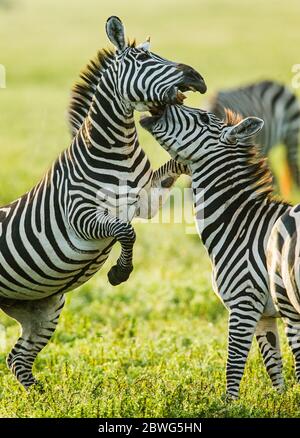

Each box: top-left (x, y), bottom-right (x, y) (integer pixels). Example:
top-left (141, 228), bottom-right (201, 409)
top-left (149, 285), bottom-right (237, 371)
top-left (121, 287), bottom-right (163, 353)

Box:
top-left (267, 205), bottom-right (300, 382)
top-left (140, 105), bottom-right (296, 399)
top-left (208, 80), bottom-right (300, 197)
top-left (0, 16), bottom-right (206, 388)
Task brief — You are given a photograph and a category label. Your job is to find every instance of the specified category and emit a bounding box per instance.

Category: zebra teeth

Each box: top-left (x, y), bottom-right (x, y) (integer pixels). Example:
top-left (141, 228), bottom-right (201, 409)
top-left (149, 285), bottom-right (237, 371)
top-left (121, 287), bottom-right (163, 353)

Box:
top-left (187, 86), bottom-right (197, 92)
top-left (176, 90), bottom-right (187, 104)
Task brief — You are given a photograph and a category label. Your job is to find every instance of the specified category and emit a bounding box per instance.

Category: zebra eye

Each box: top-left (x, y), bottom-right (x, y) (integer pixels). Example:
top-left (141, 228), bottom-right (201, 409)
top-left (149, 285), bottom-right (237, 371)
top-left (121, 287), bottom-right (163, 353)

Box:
top-left (137, 52), bottom-right (150, 62)
top-left (199, 113), bottom-right (210, 124)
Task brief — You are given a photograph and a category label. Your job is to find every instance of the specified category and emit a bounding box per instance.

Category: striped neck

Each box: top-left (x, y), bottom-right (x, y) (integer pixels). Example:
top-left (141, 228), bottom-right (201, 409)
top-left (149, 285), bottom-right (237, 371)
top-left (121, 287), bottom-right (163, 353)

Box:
top-left (80, 64), bottom-right (137, 154)
top-left (190, 144), bottom-right (287, 248)
top-left (62, 62), bottom-right (149, 203)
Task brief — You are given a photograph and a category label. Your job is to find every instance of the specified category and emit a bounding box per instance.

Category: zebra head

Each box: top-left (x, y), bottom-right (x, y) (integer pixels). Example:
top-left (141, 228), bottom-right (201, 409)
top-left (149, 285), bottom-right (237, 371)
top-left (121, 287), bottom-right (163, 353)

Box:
top-left (105, 16), bottom-right (207, 112)
top-left (140, 105), bottom-right (264, 163)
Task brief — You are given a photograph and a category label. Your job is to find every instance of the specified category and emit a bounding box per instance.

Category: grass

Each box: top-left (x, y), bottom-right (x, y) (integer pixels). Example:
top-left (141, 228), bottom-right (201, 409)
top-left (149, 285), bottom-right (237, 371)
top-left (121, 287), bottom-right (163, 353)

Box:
top-left (1, 0), bottom-right (300, 418)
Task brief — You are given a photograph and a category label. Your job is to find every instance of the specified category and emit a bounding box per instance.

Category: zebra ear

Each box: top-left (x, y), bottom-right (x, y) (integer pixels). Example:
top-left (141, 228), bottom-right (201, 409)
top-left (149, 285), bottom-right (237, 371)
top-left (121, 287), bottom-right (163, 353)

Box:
top-left (106, 16), bottom-right (127, 52)
top-left (225, 117), bottom-right (264, 142)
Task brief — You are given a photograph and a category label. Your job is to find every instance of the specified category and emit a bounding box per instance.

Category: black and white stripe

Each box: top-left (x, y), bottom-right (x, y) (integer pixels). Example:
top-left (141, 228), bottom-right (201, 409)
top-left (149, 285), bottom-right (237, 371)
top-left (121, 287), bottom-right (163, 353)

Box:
top-left (141, 105), bottom-right (292, 399)
top-left (208, 80), bottom-right (300, 195)
top-left (267, 205), bottom-right (300, 381)
top-left (0, 16), bottom-right (205, 388)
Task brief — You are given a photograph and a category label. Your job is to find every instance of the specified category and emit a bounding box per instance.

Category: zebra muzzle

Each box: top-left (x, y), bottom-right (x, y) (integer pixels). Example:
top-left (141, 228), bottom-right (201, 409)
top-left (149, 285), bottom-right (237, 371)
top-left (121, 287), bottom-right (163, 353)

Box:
top-left (177, 64), bottom-right (207, 94)
top-left (163, 77), bottom-right (206, 105)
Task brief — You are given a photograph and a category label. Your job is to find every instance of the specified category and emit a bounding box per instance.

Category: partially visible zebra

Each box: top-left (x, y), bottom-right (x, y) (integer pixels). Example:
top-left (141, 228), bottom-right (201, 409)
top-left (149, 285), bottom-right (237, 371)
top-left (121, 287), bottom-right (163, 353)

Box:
top-left (140, 105), bottom-right (295, 399)
top-left (208, 80), bottom-right (300, 197)
top-left (0, 16), bottom-right (206, 388)
top-left (267, 206), bottom-right (300, 381)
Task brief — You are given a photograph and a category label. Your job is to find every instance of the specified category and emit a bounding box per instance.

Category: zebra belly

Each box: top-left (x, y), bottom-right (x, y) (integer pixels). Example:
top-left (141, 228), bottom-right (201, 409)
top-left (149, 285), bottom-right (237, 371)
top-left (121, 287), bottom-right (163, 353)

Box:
top-left (0, 226), bottom-right (114, 300)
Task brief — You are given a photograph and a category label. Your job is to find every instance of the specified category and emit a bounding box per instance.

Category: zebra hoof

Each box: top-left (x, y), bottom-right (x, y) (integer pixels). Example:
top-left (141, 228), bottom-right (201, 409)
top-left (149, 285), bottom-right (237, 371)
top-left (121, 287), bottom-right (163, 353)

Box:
top-left (108, 265), bottom-right (133, 286)
top-left (275, 383), bottom-right (286, 394)
top-left (24, 380), bottom-right (44, 394)
top-left (223, 392), bottom-right (238, 402)
top-left (32, 380), bottom-right (45, 393)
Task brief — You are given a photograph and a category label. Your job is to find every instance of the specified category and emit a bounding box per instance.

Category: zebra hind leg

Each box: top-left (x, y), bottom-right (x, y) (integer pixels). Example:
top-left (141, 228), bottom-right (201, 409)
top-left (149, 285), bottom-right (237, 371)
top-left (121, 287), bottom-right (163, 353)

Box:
top-left (269, 260), bottom-right (300, 383)
top-left (0, 293), bottom-right (65, 389)
top-left (283, 310), bottom-right (300, 383)
top-left (255, 316), bottom-right (284, 392)
top-left (226, 306), bottom-right (261, 400)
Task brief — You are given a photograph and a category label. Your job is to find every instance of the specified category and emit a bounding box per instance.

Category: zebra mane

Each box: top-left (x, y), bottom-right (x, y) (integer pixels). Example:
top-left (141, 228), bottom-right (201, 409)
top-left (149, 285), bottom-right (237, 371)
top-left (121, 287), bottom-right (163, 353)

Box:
top-left (224, 108), bottom-right (243, 126)
top-left (68, 40), bottom-right (136, 137)
top-left (223, 108), bottom-right (281, 202)
top-left (244, 144), bottom-right (275, 200)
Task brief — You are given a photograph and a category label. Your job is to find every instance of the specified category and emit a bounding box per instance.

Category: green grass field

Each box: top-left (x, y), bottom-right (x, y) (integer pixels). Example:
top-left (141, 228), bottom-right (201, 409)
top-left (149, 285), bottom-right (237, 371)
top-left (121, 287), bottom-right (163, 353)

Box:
top-left (1, 0), bottom-right (300, 418)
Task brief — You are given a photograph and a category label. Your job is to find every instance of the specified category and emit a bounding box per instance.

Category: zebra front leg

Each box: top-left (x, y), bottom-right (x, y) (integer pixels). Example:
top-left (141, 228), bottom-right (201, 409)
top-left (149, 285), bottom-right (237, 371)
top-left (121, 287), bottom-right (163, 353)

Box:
top-left (102, 216), bottom-right (136, 286)
top-left (226, 307), bottom-right (261, 399)
top-left (0, 294), bottom-right (65, 389)
top-left (70, 209), bottom-right (136, 286)
top-left (107, 222), bottom-right (136, 285)
top-left (273, 278), bottom-right (300, 381)
top-left (152, 159), bottom-right (190, 188)
top-left (137, 159), bottom-right (190, 219)
top-left (267, 226), bottom-right (300, 382)
top-left (255, 316), bottom-right (284, 391)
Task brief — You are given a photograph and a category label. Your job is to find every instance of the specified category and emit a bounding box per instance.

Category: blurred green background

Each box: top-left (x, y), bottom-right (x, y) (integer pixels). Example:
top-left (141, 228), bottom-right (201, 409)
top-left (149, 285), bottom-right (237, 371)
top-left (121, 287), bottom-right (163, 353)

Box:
top-left (0, 0), bottom-right (300, 418)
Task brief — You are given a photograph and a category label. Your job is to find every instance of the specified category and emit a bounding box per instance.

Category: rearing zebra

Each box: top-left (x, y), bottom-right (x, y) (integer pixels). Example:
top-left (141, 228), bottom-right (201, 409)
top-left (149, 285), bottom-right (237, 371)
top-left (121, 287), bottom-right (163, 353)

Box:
top-left (0, 16), bottom-right (206, 388)
top-left (208, 80), bottom-right (300, 197)
top-left (140, 105), bottom-right (295, 399)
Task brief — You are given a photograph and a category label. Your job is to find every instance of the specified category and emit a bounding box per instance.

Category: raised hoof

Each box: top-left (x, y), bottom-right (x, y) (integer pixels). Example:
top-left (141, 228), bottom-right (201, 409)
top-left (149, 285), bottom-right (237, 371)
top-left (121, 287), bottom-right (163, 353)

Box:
top-left (108, 264), bottom-right (133, 286)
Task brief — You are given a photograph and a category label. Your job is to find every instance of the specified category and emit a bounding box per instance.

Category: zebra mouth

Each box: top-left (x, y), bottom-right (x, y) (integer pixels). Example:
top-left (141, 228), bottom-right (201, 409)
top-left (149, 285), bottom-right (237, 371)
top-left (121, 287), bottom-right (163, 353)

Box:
top-left (140, 83), bottom-right (199, 131)
top-left (163, 86), bottom-right (188, 105)
top-left (146, 86), bottom-right (188, 114)
top-left (148, 104), bottom-right (166, 117)
top-left (141, 88), bottom-right (187, 115)
top-left (139, 105), bottom-right (167, 131)
top-left (134, 83), bottom-right (198, 114)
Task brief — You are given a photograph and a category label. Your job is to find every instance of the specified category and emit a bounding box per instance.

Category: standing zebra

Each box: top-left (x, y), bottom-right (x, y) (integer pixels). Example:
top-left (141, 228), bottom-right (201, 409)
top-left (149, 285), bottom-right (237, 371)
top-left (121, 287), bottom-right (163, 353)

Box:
top-left (267, 206), bottom-right (300, 381)
top-left (0, 16), bottom-right (206, 388)
top-left (208, 80), bottom-right (300, 197)
top-left (140, 105), bottom-right (295, 399)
